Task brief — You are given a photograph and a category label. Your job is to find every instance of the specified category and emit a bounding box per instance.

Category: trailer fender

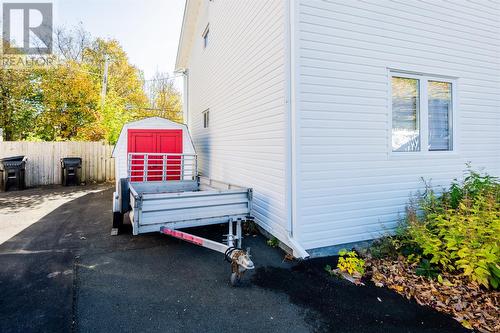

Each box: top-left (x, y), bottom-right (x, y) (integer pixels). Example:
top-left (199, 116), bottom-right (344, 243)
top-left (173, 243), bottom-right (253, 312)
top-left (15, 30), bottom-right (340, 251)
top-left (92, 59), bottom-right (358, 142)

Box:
top-left (112, 192), bottom-right (120, 212)
top-left (118, 178), bottom-right (131, 213)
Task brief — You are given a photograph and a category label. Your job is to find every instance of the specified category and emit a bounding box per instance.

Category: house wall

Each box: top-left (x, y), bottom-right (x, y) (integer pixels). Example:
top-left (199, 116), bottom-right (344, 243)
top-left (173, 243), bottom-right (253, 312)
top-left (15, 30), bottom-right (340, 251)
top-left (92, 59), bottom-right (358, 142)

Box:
top-left (185, 0), bottom-right (290, 240)
top-left (295, 0), bottom-right (500, 250)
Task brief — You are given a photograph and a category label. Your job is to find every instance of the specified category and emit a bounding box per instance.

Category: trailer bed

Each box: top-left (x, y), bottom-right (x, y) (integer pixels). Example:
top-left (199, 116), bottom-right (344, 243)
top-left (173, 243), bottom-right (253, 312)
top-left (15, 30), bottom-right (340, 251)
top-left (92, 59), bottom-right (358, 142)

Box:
top-left (129, 177), bottom-right (252, 235)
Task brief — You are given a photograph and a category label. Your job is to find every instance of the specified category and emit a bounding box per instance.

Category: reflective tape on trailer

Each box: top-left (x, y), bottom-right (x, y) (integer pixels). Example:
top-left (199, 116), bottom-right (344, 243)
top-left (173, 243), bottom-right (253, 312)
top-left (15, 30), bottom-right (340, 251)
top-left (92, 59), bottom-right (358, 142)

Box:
top-left (160, 227), bottom-right (204, 246)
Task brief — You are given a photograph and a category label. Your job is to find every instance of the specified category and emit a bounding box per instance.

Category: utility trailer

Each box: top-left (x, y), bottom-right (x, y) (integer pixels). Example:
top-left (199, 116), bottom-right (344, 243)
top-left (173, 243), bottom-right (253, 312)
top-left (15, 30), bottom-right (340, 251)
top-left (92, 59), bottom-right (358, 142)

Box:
top-left (111, 118), bottom-right (254, 285)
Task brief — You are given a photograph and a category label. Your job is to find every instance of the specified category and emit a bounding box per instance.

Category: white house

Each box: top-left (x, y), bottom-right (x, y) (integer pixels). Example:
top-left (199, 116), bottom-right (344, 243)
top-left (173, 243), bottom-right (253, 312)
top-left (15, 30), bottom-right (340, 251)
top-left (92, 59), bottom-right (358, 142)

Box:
top-left (175, 0), bottom-right (500, 257)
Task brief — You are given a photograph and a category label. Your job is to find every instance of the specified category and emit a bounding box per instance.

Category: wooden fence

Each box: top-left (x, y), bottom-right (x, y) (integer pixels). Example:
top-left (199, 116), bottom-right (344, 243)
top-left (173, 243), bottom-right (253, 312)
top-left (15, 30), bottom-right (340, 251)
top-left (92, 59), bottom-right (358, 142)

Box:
top-left (0, 141), bottom-right (115, 187)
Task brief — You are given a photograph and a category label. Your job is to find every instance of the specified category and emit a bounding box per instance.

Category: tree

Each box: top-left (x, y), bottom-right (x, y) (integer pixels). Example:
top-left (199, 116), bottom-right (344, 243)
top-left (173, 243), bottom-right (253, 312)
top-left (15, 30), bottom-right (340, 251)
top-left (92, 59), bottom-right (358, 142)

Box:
top-left (0, 26), bottom-right (181, 144)
top-left (36, 61), bottom-right (103, 141)
top-left (0, 67), bottom-right (40, 141)
top-left (143, 72), bottom-right (183, 123)
top-left (81, 38), bottom-right (149, 143)
top-left (54, 25), bottom-right (92, 62)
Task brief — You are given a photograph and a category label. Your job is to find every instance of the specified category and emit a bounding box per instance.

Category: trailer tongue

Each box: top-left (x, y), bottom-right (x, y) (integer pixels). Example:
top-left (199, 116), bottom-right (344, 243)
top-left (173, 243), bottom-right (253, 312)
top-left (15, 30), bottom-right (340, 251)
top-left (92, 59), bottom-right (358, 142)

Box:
top-left (160, 225), bottom-right (254, 286)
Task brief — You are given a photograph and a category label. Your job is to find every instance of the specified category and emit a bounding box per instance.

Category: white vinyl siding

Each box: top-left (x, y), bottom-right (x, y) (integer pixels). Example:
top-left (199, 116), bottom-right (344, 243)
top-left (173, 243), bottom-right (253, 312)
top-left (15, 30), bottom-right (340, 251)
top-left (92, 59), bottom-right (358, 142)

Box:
top-left (186, 0), bottom-right (289, 241)
top-left (296, 0), bottom-right (500, 250)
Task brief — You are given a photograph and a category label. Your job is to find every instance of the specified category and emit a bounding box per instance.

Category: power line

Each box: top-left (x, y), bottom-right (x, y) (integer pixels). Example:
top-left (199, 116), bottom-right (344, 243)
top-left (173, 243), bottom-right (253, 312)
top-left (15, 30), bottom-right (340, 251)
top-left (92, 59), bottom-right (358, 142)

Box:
top-left (143, 74), bottom-right (185, 82)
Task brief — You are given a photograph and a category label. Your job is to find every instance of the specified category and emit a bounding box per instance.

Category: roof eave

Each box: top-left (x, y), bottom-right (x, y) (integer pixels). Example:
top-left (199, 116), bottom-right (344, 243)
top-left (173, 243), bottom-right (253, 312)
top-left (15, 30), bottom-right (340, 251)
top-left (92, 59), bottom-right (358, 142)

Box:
top-left (175, 0), bottom-right (202, 71)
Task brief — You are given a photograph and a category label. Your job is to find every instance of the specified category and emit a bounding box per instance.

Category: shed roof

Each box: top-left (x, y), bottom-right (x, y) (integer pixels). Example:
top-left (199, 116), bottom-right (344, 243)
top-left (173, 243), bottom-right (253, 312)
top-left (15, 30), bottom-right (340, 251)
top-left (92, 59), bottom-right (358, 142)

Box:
top-left (112, 117), bottom-right (195, 157)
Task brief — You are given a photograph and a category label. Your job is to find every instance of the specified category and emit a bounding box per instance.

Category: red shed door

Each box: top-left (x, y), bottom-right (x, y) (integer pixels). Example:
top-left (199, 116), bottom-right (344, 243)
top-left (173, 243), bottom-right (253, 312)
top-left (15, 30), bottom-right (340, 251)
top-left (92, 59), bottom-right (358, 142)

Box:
top-left (128, 129), bottom-right (183, 181)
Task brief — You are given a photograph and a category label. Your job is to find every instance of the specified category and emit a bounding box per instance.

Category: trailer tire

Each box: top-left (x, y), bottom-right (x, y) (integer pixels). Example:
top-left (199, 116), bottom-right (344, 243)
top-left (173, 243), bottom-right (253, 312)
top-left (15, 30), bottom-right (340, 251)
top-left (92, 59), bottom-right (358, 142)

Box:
top-left (112, 212), bottom-right (123, 230)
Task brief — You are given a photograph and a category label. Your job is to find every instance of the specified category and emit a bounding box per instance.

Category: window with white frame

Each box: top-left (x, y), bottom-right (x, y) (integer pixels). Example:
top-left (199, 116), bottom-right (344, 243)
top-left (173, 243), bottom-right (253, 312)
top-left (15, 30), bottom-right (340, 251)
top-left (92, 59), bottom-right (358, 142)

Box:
top-left (203, 109), bottom-right (209, 128)
top-left (391, 72), bottom-right (454, 152)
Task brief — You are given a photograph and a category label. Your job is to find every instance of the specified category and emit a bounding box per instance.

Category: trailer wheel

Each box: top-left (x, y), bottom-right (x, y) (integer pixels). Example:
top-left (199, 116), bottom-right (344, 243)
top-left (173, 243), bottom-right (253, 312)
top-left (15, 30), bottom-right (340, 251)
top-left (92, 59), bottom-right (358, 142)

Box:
top-left (230, 272), bottom-right (241, 287)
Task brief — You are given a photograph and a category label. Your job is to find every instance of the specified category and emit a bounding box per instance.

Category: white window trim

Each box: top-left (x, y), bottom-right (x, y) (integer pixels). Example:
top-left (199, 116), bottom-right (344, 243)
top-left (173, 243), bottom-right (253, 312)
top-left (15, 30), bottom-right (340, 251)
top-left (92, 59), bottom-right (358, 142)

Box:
top-left (388, 70), bottom-right (459, 159)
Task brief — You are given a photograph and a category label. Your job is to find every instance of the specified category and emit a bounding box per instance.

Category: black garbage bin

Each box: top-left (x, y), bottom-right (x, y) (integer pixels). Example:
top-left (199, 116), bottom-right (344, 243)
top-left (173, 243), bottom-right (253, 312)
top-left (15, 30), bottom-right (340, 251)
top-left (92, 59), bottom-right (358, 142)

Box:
top-left (0, 156), bottom-right (27, 191)
top-left (61, 157), bottom-right (82, 186)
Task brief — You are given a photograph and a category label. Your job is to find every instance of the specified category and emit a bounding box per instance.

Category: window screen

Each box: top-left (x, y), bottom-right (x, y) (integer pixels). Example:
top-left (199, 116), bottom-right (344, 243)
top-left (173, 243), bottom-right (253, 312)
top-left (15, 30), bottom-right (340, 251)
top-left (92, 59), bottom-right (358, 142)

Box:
top-left (428, 81), bottom-right (452, 151)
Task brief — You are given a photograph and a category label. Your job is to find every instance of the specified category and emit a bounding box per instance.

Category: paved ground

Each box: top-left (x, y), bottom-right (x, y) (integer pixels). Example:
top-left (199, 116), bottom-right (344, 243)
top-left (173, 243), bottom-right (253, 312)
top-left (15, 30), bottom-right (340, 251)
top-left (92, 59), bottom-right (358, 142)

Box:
top-left (0, 185), bottom-right (468, 333)
top-left (0, 186), bottom-right (104, 244)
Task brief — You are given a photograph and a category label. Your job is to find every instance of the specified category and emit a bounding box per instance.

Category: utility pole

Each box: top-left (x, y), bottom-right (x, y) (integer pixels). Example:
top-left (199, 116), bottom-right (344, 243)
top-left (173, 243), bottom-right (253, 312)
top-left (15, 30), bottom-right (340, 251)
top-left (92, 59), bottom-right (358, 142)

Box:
top-left (100, 55), bottom-right (109, 108)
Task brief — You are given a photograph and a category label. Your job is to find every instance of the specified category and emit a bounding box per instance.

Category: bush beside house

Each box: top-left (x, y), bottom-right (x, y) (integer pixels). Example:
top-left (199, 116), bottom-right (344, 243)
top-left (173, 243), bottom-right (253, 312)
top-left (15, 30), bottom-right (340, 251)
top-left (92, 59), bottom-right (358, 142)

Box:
top-left (365, 167), bottom-right (499, 332)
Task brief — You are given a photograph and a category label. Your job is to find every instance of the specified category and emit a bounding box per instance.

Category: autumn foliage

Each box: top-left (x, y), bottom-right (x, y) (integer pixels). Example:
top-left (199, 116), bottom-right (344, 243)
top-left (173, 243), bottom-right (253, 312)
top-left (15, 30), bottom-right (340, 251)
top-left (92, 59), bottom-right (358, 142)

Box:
top-left (1, 27), bottom-right (182, 143)
top-left (368, 167), bottom-right (500, 331)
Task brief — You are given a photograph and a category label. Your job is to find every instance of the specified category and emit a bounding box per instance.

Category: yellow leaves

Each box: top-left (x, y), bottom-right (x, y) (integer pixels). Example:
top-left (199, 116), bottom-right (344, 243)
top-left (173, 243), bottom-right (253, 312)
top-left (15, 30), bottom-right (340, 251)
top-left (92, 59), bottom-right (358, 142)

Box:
top-left (337, 249), bottom-right (365, 276)
top-left (0, 68), bottom-right (41, 140)
top-left (142, 72), bottom-right (183, 124)
top-left (393, 285), bottom-right (404, 293)
top-left (406, 175), bottom-right (499, 289)
top-left (37, 62), bottom-right (102, 141)
top-left (460, 320), bottom-right (472, 330)
top-left (437, 274), bottom-right (454, 287)
top-left (3, 32), bottom-right (151, 143)
top-left (366, 169), bottom-right (499, 332)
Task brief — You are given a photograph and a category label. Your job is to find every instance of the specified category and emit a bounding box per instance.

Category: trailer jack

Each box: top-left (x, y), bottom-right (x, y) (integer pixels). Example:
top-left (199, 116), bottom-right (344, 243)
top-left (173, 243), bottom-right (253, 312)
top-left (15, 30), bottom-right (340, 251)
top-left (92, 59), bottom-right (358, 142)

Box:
top-left (225, 247), bottom-right (254, 286)
top-left (160, 219), bottom-right (254, 286)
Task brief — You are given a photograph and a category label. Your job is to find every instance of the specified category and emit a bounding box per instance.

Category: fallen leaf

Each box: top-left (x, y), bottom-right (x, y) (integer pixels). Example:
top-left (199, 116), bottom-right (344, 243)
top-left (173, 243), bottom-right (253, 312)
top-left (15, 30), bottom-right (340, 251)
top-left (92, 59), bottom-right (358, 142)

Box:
top-left (365, 258), bottom-right (500, 333)
top-left (461, 320), bottom-right (472, 329)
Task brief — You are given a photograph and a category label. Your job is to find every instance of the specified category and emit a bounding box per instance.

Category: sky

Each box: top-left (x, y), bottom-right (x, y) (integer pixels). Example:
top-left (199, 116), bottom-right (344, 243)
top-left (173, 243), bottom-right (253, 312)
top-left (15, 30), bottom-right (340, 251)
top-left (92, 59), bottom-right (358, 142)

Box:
top-left (55, 0), bottom-right (185, 79)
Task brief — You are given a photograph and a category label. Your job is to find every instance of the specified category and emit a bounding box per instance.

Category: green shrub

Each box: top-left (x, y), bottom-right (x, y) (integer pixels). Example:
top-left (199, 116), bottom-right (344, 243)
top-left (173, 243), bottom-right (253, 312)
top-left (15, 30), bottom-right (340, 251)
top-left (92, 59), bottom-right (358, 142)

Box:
top-left (403, 168), bottom-right (500, 289)
top-left (415, 259), bottom-right (440, 279)
top-left (337, 249), bottom-right (365, 276)
top-left (370, 221), bottom-right (422, 260)
top-left (266, 237), bottom-right (280, 248)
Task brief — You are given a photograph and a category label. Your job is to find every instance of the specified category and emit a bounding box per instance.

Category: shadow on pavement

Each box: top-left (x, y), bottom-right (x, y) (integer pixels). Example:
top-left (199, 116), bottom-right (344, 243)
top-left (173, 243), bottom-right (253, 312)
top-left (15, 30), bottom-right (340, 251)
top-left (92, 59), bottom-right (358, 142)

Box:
top-left (0, 185), bottom-right (103, 214)
top-left (0, 187), bottom-right (123, 333)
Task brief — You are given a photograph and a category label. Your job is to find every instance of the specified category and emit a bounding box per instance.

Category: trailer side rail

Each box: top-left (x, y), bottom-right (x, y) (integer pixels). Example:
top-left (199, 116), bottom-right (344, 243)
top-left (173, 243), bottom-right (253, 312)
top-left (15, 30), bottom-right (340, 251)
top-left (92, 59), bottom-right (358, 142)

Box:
top-left (127, 153), bottom-right (197, 182)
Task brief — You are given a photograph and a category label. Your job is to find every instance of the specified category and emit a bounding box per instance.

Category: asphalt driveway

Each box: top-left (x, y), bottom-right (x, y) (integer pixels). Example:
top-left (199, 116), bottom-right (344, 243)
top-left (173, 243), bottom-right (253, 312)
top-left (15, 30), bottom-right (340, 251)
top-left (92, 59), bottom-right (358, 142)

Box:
top-left (0, 185), bottom-right (467, 333)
